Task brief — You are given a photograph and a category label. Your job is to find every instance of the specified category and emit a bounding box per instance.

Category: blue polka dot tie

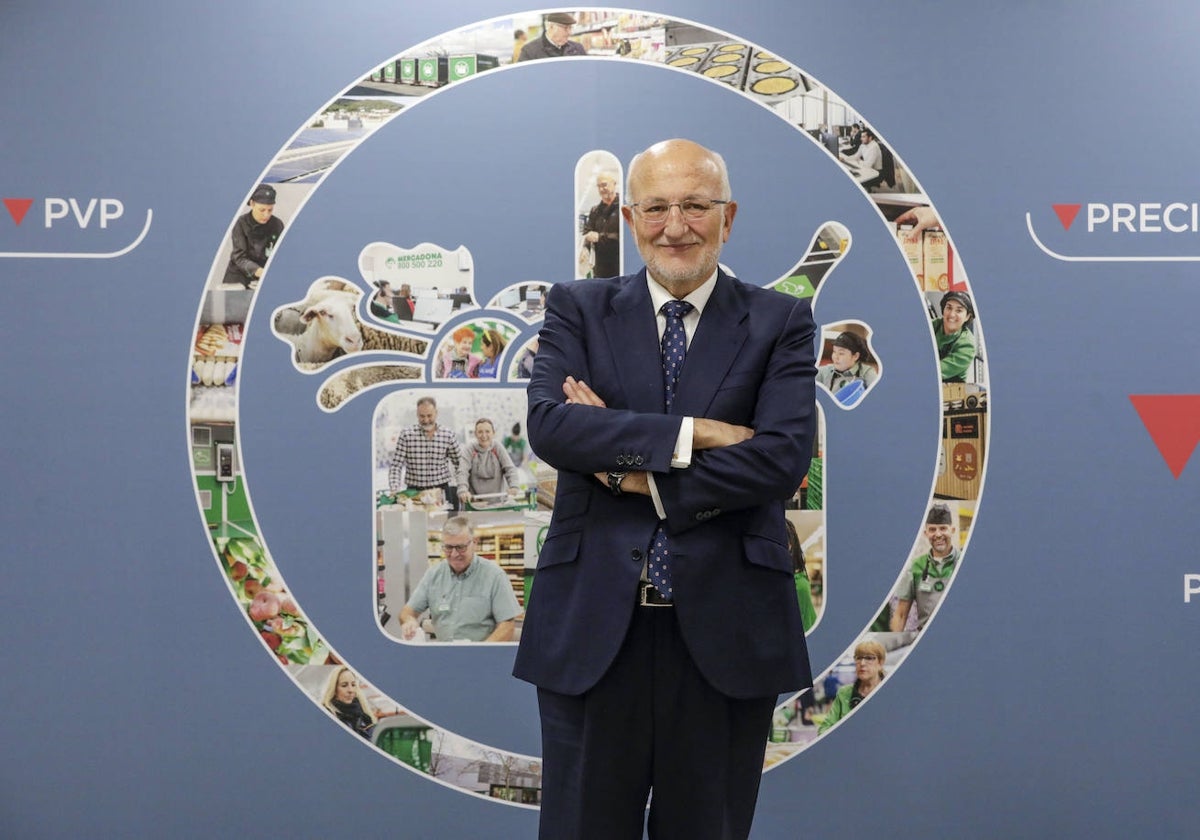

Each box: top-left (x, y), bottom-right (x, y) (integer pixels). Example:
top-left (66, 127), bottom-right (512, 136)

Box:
top-left (647, 299), bottom-right (694, 599)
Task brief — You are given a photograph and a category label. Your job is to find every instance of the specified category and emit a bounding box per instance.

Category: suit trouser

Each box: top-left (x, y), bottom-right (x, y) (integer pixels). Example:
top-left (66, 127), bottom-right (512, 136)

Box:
top-left (536, 602), bottom-right (776, 840)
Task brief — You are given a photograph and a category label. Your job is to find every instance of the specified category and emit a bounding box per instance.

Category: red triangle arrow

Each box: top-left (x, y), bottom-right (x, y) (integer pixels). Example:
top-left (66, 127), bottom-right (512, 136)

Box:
top-left (3, 198), bottom-right (34, 226)
top-left (1052, 203), bottom-right (1082, 230)
top-left (1129, 394), bottom-right (1200, 478)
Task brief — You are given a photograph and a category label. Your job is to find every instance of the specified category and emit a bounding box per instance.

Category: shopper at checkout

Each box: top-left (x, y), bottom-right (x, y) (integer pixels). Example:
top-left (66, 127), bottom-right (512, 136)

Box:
top-left (461, 418), bottom-right (522, 504)
top-left (387, 396), bottom-right (467, 510)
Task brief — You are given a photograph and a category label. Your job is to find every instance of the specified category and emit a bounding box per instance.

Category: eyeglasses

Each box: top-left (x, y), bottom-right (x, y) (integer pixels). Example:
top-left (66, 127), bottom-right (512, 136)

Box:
top-left (443, 541), bottom-right (473, 555)
top-left (854, 654), bottom-right (879, 662)
top-left (628, 198), bottom-right (729, 224)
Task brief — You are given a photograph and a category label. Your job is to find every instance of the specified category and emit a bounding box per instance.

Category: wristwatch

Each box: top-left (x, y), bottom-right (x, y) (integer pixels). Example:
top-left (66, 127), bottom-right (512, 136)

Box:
top-left (607, 471), bottom-right (628, 496)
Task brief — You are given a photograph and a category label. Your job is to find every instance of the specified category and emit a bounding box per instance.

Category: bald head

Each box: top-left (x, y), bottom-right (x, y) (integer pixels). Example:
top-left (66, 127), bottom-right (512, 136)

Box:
top-left (626, 139), bottom-right (731, 204)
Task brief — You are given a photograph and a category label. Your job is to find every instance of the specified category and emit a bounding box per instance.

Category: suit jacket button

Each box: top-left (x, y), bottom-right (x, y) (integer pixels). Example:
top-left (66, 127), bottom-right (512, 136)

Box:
top-left (631, 549), bottom-right (643, 562)
top-left (695, 512), bottom-right (705, 521)
top-left (634, 455), bottom-right (644, 465)
top-left (712, 508), bottom-right (721, 516)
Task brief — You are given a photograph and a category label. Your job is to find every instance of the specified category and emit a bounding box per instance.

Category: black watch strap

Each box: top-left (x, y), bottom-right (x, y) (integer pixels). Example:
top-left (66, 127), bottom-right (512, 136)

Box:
top-left (607, 471), bottom-right (627, 496)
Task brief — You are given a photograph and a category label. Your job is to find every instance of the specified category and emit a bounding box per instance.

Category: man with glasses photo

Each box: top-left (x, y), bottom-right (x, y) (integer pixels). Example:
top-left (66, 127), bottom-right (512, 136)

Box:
top-left (399, 517), bottom-right (520, 643)
top-left (515, 139), bottom-right (817, 839)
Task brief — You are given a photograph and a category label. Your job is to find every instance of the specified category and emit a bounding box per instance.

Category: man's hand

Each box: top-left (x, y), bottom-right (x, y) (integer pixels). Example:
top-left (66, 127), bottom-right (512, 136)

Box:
top-left (693, 418), bottom-right (754, 449)
top-left (563, 376), bottom-right (607, 407)
top-left (399, 606), bottom-right (422, 640)
top-left (895, 205), bottom-right (940, 235)
top-left (566, 377), bottom-right (751, 451)
top-left (486, 619), bottom-right (516, 642)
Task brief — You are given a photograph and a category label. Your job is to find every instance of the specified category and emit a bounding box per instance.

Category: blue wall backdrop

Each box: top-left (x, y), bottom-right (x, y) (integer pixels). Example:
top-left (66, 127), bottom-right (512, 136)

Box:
top-left (3, 2), bottom-right (1198, 838)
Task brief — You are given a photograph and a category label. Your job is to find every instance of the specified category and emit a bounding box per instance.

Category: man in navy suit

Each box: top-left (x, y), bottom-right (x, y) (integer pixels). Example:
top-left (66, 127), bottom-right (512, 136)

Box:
top-left (514, 139), bottom-right (816, 839)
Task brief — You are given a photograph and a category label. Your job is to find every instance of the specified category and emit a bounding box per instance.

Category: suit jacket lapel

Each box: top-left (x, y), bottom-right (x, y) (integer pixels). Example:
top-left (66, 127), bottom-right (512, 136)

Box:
top-left (603, 270), bottom-right (665, 412)
top-left (672, 271), bottom-right (748, 417)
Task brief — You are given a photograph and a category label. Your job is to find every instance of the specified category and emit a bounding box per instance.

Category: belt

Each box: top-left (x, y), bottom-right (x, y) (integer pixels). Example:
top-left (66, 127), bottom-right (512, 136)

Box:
top-left (637, 581), bottom-right (673, 607)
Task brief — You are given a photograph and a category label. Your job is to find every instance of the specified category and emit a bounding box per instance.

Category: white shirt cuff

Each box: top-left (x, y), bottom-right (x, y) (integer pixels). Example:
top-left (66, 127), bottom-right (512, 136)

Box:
top-left (649, 417), bottom-right (694, 519)
top-left (648, 472), bottom-right (667, 520)
top-left (672, 416), bottom-right (693, 469)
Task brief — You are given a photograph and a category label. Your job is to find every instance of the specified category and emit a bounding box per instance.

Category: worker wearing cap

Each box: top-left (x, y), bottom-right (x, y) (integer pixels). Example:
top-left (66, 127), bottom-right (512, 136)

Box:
top-left (221, 183), bottom-right (285, 289)
top-left (517, 13), bottom-right (587, 61)
top-left (891, 504), bottom-right (959, 631)
top-left (934, 290), bottom-right (976, 383)
top-left (816, 330), bottom-right (878, 394)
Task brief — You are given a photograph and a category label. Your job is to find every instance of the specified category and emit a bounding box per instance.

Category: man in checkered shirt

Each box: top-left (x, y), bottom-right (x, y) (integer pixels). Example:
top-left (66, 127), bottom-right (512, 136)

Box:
top-left (388, 396), bottom-right (466, 508)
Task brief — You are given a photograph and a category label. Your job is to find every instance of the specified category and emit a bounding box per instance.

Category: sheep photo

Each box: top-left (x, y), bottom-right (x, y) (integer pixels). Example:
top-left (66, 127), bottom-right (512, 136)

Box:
top-left (318, 363), bottom-right (422, 411)
top-left (272, 277), bottom-right (428, 371)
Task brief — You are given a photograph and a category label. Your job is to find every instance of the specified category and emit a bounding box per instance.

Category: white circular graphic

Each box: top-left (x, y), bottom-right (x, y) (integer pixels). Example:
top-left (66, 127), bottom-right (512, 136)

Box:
top-left (188, 9), bottom-right (988, 805)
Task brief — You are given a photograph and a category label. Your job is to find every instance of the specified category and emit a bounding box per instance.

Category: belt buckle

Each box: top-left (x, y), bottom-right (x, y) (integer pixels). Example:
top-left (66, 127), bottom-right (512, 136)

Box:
top-left (638, 582), bottom-right (673, 607)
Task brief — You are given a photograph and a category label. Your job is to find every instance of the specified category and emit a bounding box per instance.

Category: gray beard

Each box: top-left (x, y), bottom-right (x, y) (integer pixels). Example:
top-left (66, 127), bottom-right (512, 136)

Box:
top-left (642, 250), bottom-right (720, 295)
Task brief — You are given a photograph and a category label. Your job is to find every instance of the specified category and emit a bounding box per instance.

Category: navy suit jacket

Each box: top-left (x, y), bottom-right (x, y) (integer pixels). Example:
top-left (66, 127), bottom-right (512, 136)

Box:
top-left (513, 268), bottom-right (816, 699)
